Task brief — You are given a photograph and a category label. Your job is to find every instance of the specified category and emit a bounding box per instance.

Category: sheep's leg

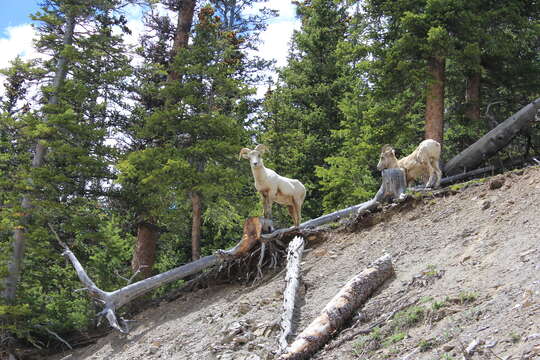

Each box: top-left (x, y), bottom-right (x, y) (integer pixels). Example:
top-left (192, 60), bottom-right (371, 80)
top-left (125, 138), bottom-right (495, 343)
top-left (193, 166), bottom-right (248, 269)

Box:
top-left (287, 205), bottom-right (296, 227)
top-left (432, 158), bottom-right (442, 188)
top-left (293, 199), bottom-right (302, 227)
top-left (425, 162), bottom-right (436, 188)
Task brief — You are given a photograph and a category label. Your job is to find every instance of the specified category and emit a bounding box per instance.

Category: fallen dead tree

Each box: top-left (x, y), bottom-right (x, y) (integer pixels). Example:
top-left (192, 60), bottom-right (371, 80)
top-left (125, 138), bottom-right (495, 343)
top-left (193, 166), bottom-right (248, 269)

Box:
top-left (58, 170), bottom-right (405, 333)
top-left (262, 168), bottom-right (407, 242)
top-left (53, 218), bottom-right (266, 333)
top-left (444, 98), bottom-right (540, 176)
top-left (279, 236), bottom-right (306, 352)
top-left (278, 254), bottom-right (394, 360)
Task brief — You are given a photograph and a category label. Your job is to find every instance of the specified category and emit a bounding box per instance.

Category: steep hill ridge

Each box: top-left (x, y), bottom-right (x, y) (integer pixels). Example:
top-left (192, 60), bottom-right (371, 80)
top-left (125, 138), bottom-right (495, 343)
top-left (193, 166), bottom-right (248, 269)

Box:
top-left (49, 166), bottom-right (540, 360)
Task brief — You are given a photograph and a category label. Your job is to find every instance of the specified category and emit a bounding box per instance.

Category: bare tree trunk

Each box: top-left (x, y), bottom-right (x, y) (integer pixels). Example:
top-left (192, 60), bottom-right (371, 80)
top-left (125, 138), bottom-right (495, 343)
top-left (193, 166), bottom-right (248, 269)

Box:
top-left (465, 72), bottom-right (481, 123)
top-left (444, 98), bottom-right (540, 176)
top-left (167, 0), bottom-right (197, 82)
top-left (2, 15), bottom-right (75, 303)
top-left (278, 254), bottom-right (394, 360)
top-left (131, 221), bottom-right (160, 278)
top-left (190, 191), bottom-right (202, 261)
top-left (425, 56), bottom-right (445, 146)
top-left (279, 236), bottom-right (305, 352)
top-left (262, 168), bottom-right (407, 241)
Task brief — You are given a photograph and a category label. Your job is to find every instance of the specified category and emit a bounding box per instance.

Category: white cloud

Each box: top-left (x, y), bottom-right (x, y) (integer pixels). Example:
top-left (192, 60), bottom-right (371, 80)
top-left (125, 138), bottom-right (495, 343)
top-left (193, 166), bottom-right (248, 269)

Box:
top-left (0, 24), bottom-right (41, 69)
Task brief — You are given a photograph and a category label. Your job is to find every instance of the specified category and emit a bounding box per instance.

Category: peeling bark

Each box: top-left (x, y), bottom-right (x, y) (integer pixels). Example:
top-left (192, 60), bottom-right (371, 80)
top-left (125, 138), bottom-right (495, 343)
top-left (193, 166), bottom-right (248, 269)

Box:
top-left (278, 254), bottom-right (394, 360)
top-left (279, 236), bottom-right (305, 352)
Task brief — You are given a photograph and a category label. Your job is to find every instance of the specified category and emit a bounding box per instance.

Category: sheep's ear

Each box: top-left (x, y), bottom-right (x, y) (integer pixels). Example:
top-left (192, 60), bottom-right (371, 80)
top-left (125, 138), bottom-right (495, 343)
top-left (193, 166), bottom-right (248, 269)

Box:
top-left (254, 144), bottom-right (269, 154)
top-left (239, 148), bottom-right (251, 160)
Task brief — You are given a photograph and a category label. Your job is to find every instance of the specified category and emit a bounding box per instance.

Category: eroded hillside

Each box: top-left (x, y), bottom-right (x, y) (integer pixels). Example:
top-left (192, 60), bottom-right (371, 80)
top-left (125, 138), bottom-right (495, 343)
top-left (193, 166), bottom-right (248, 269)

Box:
top-left (48, 166), bottom-right (540, 360)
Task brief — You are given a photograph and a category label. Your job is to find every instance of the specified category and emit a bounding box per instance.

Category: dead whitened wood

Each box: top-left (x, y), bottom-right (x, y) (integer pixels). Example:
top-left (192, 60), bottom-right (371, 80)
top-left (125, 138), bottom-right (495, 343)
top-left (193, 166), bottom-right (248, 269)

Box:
top-left (373, 168), bottom-right (407, 202)
top-left (61, 242), bottom-right (222, 332)
top-left (445, 98), bottom-right (540, 176)
top-left (279, 236), bottom-right (306, 352)
top-left (262, 169), bottom-right (406, 242)
top-left (439, 165), bottom-right (495, 186)
top-left (278, 254), bottom-right (394, 360)
top-left (57, 218), bottom-right (266, 332)
top-left (326, 298), bottom-right (417, 351)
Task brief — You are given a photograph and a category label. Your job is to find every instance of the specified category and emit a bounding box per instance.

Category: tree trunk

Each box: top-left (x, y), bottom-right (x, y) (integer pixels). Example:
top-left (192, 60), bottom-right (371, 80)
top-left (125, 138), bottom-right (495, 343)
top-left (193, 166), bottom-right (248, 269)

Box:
top-left (444, 98), bottom-right (540, 176)
top-left (279, 236), bottom-right (305, 353)
top-left (425, 56), bottom-right (445, 146)
top-left (131, 221), bottom-right (160, 278)
top-left (465, 72), bottom-right (481, 123)
top-left (2, 15), bottom-right (75, 303)
top-left (167, 0), bottom-right (197, 82)
top-left (278, 254), bottom-right (394, 360)
top-left (190, 191), bottom-right (202, 261)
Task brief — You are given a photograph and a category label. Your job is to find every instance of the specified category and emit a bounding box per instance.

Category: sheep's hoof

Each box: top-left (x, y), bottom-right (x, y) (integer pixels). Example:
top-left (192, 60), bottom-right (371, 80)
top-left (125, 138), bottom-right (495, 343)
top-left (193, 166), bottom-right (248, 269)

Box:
top-left (397, 193), bottom-right (409, 203)
top-left (261, 219), bottom-right (274, 234)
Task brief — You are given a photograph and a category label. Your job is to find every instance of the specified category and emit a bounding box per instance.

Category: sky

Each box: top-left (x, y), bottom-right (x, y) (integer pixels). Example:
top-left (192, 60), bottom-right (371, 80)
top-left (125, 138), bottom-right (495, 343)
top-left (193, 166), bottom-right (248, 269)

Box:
top-left (0, 1), bottom-right (299, 88)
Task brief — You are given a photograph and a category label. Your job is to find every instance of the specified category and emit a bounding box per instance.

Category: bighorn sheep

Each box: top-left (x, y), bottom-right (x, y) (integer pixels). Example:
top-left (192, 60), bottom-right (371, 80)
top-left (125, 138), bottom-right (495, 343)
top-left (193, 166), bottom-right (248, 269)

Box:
top-left (239, 145), bottom-right (306, 227)
top-left (377, 139), bottom-right (442, 188)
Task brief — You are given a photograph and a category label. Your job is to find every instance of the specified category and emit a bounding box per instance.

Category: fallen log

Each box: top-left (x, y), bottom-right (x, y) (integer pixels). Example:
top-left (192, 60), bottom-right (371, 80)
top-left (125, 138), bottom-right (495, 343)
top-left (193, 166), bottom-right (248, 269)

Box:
top-left (262, 169), bottom-right (406, 242)
top-left (278, 254), bottom-right (394, 360)
top-left (55, 218), bottom-right (266, 332)
top-left (444, 98), bottom-right (540, 176)
top-left (59, 169), bottom-right (404, 333)
top-left (279, 236), bottom-right (306, 352)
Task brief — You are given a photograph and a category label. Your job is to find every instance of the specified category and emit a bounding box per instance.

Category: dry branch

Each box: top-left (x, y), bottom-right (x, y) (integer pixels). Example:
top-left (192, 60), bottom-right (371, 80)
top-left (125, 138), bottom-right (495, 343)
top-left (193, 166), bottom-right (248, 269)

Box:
top-left (444, 98), bottom-right (540, 176)
top-left (278, 254), bottom-right (394, 360)
top-left (262, 169), bottom-right (406, 242)
top-left (279, 236), bottom-right (306, 352)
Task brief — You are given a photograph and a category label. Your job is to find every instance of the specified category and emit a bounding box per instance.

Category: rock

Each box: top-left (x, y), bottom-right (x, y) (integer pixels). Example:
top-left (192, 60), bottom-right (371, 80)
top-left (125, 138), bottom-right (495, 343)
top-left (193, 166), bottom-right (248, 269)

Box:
top-left (237, 302), bottom-right (252, 315)
top-left (481, 200), bottom-right (491, 210)
top-left (442, 344), bottom-right (455, 352)
top-left (148, 345), bottom-right (160, 354)
top-left (313, 248), bottom-right (328, 257)
top-left (466, 338), bottom-right (482, 354)
top-left (489, 177), bottom-right (505, 190)
top-left (244, 354), bottom-right (262, 360)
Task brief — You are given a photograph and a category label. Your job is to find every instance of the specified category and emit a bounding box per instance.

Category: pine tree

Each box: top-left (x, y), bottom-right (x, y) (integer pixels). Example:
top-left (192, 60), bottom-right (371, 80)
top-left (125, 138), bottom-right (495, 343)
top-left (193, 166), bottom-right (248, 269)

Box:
top-left (260, 0), bottom-right (349, 219)
top-left (1, 0), bottom-right (134, 349)
top-left (118, 2), bottom-right (266, 266)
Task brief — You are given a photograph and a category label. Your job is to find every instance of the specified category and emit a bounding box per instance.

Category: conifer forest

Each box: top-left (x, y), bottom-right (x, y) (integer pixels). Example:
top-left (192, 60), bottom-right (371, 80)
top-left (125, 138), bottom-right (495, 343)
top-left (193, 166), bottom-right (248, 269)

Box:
top-left (0, 0), bottom-right (539, 357)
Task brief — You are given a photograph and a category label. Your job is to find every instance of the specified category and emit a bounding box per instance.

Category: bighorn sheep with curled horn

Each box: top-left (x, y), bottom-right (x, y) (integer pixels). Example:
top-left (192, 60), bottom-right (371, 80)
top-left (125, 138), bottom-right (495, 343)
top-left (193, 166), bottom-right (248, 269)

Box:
top-left (377, 139), bottom-right (442, 188)
top-left (239, 145), bottom-right (306, 227)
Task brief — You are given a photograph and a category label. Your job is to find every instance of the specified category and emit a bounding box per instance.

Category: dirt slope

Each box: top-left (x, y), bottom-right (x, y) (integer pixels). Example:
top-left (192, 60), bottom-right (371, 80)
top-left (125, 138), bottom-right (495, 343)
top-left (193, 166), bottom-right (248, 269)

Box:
top-left (49, 166), bottom-right (540, 360)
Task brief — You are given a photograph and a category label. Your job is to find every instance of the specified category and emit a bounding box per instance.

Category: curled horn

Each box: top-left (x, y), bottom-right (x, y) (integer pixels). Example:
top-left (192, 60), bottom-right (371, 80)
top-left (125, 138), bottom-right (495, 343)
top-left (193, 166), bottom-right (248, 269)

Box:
top-left (381, 144), bottom-right (393, 153)
top-left (239, 148), bottom-right (251, 160)
top-left (254, 144), bottom-right (269, 154)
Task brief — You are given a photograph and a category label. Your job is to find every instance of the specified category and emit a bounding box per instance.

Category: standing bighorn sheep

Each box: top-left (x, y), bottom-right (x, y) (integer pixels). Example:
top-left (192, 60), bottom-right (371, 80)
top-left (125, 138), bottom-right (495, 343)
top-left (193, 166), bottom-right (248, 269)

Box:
top-left (239, 145), bottom-right (306, 227)
top-left (377, 139), bottom-right (442, 188)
